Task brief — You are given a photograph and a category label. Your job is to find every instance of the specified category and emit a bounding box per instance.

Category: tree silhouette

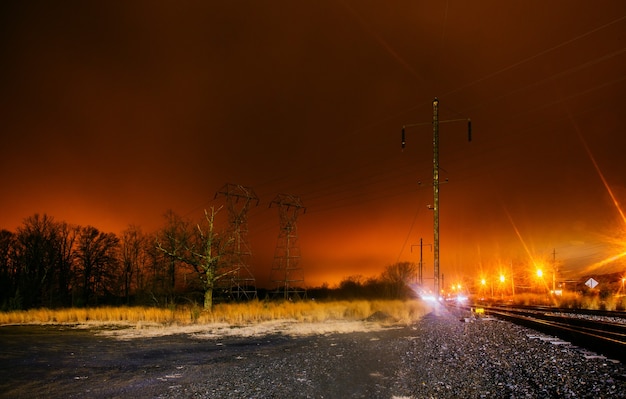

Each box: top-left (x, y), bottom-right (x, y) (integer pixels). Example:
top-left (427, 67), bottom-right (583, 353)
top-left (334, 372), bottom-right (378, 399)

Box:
top-left (380, 262), bottom-right (417, 299)
top-left (74, 226), bottom-right (120, 306)
top-left (156, 207), bottom-right (231, 310)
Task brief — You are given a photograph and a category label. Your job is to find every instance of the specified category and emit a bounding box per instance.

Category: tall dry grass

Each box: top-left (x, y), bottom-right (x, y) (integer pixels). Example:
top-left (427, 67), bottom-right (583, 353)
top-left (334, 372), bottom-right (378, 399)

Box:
top-left (508, 292), bottom-right (626, 310)
top-left (0, 299), bottom-right (431, 327)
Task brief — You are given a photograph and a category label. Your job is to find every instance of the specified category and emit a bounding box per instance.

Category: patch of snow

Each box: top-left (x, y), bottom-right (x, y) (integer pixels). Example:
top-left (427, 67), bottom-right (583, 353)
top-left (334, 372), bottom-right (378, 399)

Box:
top-left (95, 319), bottom-right (400, 340)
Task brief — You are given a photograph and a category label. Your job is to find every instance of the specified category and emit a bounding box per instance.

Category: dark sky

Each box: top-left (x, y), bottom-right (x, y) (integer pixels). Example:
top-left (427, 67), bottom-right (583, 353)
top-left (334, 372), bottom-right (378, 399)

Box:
top-left (1, 1), bottom-right (625, 289)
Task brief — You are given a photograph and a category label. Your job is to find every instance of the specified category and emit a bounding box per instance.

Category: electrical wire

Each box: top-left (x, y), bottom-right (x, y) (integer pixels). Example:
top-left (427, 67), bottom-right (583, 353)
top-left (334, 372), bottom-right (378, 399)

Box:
top-left (168, 4), bottom-right (626, 276)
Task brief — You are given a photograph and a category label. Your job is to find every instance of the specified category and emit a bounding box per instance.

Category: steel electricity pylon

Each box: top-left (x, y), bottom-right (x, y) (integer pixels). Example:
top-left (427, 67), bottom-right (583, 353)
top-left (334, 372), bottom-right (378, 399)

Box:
top-left (270, 193), bottom-right (306, 299)
top-left (215, 183), bottom-right (259, 300)
top-left (402, 98), bottom-right (471, 296)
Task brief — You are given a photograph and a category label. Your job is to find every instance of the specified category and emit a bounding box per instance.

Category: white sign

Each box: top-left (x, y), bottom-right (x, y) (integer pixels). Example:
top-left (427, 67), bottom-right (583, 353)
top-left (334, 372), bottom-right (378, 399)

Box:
top-left (585, 278), bottom-right (598, 289)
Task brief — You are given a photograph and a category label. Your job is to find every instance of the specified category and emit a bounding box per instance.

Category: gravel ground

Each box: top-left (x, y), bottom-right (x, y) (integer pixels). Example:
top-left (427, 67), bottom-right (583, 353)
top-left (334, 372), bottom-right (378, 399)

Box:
top-left (162, 306), bottom-right (626, 398)
top-left (400, 308), bottom-right (626, 398)
top-left (2, 305), bottom-right (625, 398)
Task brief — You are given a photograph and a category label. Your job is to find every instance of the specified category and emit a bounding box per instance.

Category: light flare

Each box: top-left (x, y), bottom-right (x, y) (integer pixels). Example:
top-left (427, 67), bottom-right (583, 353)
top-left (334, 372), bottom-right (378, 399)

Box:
top-left (503, 206), bottom-right (537, 263)
top-left (408, 283), bottom-right (440, 303)
top-left (568, 114), bottom-right (626, 274)
top-left (341, 2), bottom-right (426, 84)
top-left (569, 113), bottom-right (626, 228)
top-left (583, 250), bottom-right (626, 273)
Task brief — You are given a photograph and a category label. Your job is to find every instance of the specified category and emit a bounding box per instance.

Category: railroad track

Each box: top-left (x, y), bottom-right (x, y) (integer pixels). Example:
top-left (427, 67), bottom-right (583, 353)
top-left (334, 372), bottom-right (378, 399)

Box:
top-left (469, 305), bottom-right (626, 363)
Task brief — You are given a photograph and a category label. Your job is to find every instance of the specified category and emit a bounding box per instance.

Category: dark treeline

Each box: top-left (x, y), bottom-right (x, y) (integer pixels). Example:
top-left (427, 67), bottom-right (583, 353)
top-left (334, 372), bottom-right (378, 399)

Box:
top-left (0, 213), bottom-right (417, 310)
top-left (0, 213), bottom-right (175, 310)
top-left (307, 267), bottom-right (419, 301)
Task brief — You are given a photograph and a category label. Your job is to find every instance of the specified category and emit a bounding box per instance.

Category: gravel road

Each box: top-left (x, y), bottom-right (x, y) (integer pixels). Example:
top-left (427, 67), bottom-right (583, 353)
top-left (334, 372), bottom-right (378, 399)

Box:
top-left (1, 305), bottom-right (625, 398)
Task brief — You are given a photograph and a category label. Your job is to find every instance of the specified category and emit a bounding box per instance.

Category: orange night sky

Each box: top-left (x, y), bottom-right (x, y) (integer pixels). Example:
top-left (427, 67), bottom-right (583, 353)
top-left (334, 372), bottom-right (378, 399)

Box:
top-left (1, 1), bottom-right (625, 289)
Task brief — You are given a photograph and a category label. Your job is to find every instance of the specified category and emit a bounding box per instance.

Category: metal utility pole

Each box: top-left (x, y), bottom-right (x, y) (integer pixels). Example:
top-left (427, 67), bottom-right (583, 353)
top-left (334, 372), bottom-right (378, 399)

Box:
top-left (552, 248), bottom-right (557, 293)
top-left (511, 261), bottom-right (516, 296)
top-left (270, 193), bottom-right (306, 299)
top-left (432, 98), bottom-right (440, 296)
top-left (402, 97), bottom-right (471, 297)
top-left (411, 238), bottom-right (432, 286)
top-left (215, 183), bottom-right (259, 300)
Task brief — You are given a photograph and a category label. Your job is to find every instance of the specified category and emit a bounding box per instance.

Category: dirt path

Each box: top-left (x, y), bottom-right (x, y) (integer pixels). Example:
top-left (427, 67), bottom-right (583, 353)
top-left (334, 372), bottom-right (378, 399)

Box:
top-left (0, 323), bottom-right (414, 398)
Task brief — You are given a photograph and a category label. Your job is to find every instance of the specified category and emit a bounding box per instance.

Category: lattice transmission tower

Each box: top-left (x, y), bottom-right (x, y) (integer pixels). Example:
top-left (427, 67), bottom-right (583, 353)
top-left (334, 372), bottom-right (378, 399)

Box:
top-left (214, 183), bottom-right (259, 300)
top-left (270, 193), bottom-right (306, 299)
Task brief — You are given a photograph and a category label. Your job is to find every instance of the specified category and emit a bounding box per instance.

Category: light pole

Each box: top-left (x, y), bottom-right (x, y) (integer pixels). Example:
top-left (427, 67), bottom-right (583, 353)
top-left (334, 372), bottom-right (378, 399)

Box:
top-left (411, 238), bottom-right (432, 286)
top-left (402, 98), bottom-right (471, 296)
top-left (432, 99), bottom-right (441, 297)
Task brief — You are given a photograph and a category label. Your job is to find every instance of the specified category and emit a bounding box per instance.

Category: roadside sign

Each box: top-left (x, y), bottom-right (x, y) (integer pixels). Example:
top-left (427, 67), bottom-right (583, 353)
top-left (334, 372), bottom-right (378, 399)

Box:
top-left (585, 278), bottom-right (598, 289)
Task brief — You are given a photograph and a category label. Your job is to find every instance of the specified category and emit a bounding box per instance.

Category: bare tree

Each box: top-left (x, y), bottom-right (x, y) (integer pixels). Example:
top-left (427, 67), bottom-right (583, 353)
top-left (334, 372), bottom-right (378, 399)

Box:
top-left (156, 207), bottom-right (230, 310)
top-left (160, 210), bottom-right (188, 300)
top-left (74, 226), bottom-right (120, 306)
top-left (55, 222), bottom-right (77, 306)
top-left (2, 216), bottom-right (77, 309)
top-left (380, 262), bottom-right (417, 299)
top-left (0, 229), bottom-right (17, 308)
top-left (120, 225), bottom-right (150, 304)
top-left (142, 235), bottom-right (172, 306)
top-left (14, 214), bottom-right (63, 308)
top-left (338, 275), bottom-right (365, 298)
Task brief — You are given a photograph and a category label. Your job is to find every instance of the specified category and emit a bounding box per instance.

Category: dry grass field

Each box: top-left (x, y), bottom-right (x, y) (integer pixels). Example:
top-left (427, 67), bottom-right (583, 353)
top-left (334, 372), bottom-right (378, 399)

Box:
top-left (0, 299), bottom-right (431, 328)
top-left (507, 292), bottom-right (626, 310)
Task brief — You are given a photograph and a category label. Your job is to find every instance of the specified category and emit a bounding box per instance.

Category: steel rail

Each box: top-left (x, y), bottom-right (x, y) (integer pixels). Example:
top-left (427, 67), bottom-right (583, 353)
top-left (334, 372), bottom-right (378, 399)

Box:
top-left (483, 308), bottom-right (626, 363)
